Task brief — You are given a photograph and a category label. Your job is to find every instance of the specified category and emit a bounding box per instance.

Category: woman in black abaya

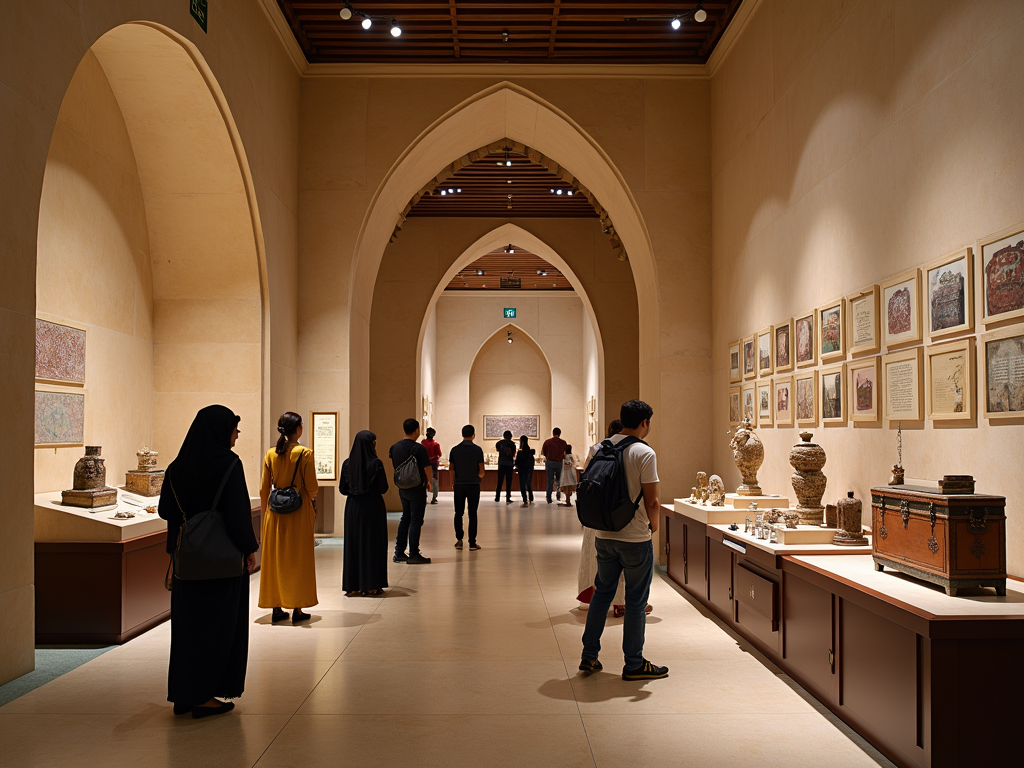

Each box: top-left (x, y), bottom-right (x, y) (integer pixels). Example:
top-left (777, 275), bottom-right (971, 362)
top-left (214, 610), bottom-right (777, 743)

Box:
top-left (159, 404), bottom-right (259, 719)
top-left (340, 430), bottom-right (389, 596)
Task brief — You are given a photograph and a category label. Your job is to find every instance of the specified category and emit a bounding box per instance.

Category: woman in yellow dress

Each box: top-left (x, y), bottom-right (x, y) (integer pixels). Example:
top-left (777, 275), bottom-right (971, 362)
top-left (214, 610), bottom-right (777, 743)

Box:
top-left (259, 412), bottom-right (319, 623)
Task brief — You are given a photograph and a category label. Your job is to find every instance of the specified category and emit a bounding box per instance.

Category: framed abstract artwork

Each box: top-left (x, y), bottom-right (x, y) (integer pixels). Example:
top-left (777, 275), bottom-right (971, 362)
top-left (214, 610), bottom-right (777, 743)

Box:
top-left (924, 247), bottom-right (973, 341)
top-left (742, 335), bottom-right (757, 380)
top-left (925, 338), bottom-right (974, 421)
top-left (818, 299), bottom-right (845, 362)
top-left (483, 415), bottom-right (539, 440)
top-left (820, 363), bottom-right (847, 424)
top-left (849, 357), bottom-right (881, 423)
top-left (774, 319), bottom-right (794, 372)
top-left (882, 347), bottom-right (923, 422)
top-left (980, 327), bottom-right (1024, 419)
top-left (34, 389), bottom-right (85, 446)
top-left (729, 341), bottom-right (742, 383)
top-left (977, 222), bottom-right (1024, 326)
top-left (774, 376), bottom-right (793, 426)
top-left (794, 311), bottom-right (817, 368)
top-left (35, 318), bottom-right (86, 386)
top-left (795, 370), bottom-right (818, 426)
top-left (741, 382), bottom-right (756, 425)
top-left (728, 386), bottom-right (742, 426)
top-left (757, 326), bottom-right (774, 376)
top-left (757, 379), bottom-right (773, 427)
top-left (881, 269), bottom-right (922, 348)
top-left (847, 285), bottom-right (880, 356)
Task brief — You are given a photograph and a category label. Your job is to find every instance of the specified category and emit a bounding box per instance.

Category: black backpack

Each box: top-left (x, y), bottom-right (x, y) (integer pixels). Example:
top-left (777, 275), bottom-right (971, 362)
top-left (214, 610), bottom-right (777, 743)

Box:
top-left (575, 436), bottom-right (645, 531)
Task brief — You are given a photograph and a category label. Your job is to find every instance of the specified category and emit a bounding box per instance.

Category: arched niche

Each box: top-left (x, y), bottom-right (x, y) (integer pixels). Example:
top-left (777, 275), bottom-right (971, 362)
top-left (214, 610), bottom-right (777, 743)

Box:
top-left (468, 325), bottom-right (552, 442)
top-left (35, 23), bottom-right (268, 493)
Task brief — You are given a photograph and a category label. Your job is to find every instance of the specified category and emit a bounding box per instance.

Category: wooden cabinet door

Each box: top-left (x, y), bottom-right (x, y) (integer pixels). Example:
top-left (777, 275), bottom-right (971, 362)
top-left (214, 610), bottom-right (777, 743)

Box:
top-left (707, 538), bottom-right (733, 618)
top-left (684, 519), bottom-right (707, 599)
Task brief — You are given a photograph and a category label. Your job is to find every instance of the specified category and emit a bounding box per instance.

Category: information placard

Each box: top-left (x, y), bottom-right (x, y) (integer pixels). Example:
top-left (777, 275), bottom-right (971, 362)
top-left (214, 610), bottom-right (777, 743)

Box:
top-left (311, 411), bottom-right (338, 481)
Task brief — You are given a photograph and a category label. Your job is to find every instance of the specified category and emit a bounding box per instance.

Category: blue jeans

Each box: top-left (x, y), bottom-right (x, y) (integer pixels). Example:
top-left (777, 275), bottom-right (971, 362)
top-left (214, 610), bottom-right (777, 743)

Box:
top-left (545, 461), bottom-right (562, 501)
top-left (581, 538), bottom-right (654, 670)
top-left (395, 488), bottom-right (426, 556)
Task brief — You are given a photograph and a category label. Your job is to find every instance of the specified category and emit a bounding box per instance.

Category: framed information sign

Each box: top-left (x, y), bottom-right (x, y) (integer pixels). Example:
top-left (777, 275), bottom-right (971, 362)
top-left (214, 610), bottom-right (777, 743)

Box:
top-left (311, 411), bottom-right (338, 481)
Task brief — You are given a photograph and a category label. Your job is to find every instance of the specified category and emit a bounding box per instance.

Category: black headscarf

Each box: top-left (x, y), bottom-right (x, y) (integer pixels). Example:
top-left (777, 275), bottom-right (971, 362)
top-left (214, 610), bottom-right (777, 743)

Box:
top-left (165, 404), bottom-right (241, 514)
top-left (346, 430), bottom-right (378, 495)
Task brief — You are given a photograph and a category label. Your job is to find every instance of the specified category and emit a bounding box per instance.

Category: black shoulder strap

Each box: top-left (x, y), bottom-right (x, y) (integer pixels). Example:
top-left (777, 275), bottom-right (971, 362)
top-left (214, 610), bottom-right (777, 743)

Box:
top-left (287, 450), bottom-right (303, 489)
top-left (211, 457), bottom-right (240, 511)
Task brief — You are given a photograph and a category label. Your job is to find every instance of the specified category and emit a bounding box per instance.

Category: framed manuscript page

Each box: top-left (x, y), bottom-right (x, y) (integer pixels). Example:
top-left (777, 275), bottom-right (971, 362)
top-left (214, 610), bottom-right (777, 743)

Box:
top-left (924, 247), bottom-right (973, 341)
top-left (757, 379), bottom-right (773, 427)
top-left (742, 335), bottom-right (757, 380)
top-left (883, 347), bottom-right (923, 422)
top-left (728, 341), bottom-right (742, 384)
top-left (849, 357), bottom-right (881, 423)
top-left (980, 327), bottom-right (1024, 419)
top-left (728, 386), bottom-right (742, 426)
top-left (820, 363), bottom-right (847, 424)
top-left (774, 376), bottom-right (794, 426)
top-left (311, 411), bottom-right (338, 481)
top-left (741, 382), bottom-right (757, 426)
top-left (774, 319), bottom-right (794, 373)
top-left (977, 222), bottom-right (1024, 327)
top-left (818, 300), bottom-right (846, 363)
top-left (794, 311), bottom-right (818, 368)
top-left (757, 326), bottom-right (774, 377)
top-left (881, 269), bottom-right (922, 349)
top-left (925, 338), bottom-right (975, 421)
top-left (846, 285), bottom-right (880, 356)
top-left (795, 370), bottom-right (818, 427)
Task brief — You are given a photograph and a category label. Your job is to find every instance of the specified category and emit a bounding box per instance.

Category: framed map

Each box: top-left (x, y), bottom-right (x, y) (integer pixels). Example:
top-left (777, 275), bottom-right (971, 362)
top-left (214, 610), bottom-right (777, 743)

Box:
top-left (484, 415), bottom-right (539, 440)
top-left (35, 390), bottom-right (85, 446)
top-left (35, 319), bottom-right (86, 385)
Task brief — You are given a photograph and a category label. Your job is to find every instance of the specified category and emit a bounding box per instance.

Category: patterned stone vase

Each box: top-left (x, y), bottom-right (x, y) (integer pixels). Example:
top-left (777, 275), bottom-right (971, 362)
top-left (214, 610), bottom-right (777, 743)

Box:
top-left (833, 491), bottom-right (869, 546)
top-left (730, 418), bottom-right (764, 496)
top-left (789, 432), bottom-right (826, 525)
top-left (73, 446), bottom-right (107, 491)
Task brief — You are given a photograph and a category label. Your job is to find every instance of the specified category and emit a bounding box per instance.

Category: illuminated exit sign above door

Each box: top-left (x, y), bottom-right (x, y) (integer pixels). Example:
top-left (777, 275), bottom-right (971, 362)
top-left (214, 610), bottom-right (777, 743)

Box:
top-left (503, 308), bottom-right (517, 319)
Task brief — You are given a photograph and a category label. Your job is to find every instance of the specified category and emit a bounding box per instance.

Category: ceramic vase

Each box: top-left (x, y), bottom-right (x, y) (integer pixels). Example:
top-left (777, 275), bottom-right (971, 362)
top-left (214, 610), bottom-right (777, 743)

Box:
top-left (730, 418), bottom-right (764, 496)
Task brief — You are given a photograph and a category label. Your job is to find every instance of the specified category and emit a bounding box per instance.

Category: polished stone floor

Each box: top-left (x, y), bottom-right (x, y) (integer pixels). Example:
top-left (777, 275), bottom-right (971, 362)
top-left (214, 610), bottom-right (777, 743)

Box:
top-left (1, 496), bottom-right (888, 767)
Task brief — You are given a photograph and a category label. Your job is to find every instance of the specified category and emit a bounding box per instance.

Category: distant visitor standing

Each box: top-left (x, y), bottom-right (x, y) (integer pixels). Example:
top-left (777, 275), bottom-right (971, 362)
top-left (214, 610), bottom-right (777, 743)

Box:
top-left (340, 430), bottom-right (389, 596)
top-left (559, 444), bottom-right (579, 506)
top-left (389, 418), bottom-right (433, 564)
top-left (515, 435), bottom-right (536, 507)
top-left (259, 412), bottom-right (318, 624)
top-left (449, 424), bottom-right (485, 551)
top-left (422, 427), bottom-right (442, 505)
top-left (494, 430), bottom-right (516, 503)
top-left (541, 427), bottom-right (567, 504)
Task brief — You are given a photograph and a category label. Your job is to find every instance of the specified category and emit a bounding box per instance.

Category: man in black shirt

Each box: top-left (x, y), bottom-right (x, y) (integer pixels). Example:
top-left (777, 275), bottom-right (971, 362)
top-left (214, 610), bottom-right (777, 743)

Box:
top-left (389, 418), bottom-right (432, 564)
top-left (494, 430), bottom-right (516, 503)
top-left (448, 424), bottom-right (485, 551)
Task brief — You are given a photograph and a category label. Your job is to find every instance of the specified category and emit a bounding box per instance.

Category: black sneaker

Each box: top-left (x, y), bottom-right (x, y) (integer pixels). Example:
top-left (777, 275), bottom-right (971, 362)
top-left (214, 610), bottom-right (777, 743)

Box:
top-left (579, 657), bottom-right (603, 673)
top-left (455, 540), bottom-right (463, 550)
top-left (621, 659), bottom-right (669, 681)
top-left (393, 552), bottom-right (409, 563)
top-left (407, 553), bottom-right (432, 564)
top-left (469, 543), bottom-right (481, 551)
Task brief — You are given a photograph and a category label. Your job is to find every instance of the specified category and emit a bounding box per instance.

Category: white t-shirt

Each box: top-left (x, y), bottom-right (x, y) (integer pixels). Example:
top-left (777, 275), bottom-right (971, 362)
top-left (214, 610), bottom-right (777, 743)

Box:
top-left (596, 434), bottom-right (659, 543)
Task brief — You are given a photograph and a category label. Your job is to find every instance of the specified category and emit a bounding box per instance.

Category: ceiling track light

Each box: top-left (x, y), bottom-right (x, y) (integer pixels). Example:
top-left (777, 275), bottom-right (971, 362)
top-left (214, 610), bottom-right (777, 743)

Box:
top-left (507, 194), bottom-right (513, 211)
top-left (390, 18), bottom-right (402, 37)
top-left (625, 3), bottom-right (707, 28)
top-left (341, 4), bottom-right (406, 35)
top-left (507, 330), bottom-right (513, 344)
top-left (504, 244), bottom-right (515, 253)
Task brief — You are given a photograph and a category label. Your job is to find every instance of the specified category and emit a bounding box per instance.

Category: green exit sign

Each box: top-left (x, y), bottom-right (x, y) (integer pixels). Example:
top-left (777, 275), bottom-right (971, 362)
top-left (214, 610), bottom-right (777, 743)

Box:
top-left (190, 0), bottom-right (208, 32)
top-left (504, 307), bottom-right (517, 319)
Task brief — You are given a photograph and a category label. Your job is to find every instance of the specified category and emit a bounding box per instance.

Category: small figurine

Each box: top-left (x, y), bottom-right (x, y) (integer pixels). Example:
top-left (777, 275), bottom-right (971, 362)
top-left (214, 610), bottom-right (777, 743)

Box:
top-left (707, 475), bottom-right (725, 506)
top-left (696, 472), bottom-right (709, 503)
top-left (744, 516), bottom-right (752, 533)
top-left (769, 526), bottom-right (778, 544)
top-left (783, 512), bottom-right (799, 529)
top-left (112, 508), bottom-right (136, 519)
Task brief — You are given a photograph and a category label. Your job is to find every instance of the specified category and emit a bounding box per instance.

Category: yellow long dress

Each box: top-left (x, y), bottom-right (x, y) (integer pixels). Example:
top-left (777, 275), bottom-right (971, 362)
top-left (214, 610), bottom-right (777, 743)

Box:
top-left (258, 444), bottom-right (319, 609)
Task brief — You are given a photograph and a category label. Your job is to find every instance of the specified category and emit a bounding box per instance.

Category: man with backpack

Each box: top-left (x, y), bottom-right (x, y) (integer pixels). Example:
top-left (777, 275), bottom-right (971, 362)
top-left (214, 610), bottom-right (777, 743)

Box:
top-left (494, 430), bottom-right (516, 503)
top-left (389, 418), bottom-right (432, 564)
top-left (576, 400), bottom-right (667, 681)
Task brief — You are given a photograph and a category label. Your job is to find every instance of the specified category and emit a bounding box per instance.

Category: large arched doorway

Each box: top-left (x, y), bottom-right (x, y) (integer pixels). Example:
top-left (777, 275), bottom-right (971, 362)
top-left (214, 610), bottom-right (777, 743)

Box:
top-left (34, 23), bottom-right (268, 493)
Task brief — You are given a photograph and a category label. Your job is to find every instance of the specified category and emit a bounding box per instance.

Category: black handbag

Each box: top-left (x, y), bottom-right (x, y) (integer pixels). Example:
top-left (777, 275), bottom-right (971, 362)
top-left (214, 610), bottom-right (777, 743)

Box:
top-left (171, 458), bottom-right (244, 580)
top-left (269, 451), bottom-right (305, 514)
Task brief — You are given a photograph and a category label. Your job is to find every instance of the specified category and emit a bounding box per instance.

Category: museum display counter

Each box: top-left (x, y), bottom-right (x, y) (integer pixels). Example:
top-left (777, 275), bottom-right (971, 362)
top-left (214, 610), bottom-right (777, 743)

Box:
top-left (34, 491), bottom-right (261, 644)
top-left (437, 464), bottom-right (558, 493)
top-left (662, 501), bottom-right (1023, 767)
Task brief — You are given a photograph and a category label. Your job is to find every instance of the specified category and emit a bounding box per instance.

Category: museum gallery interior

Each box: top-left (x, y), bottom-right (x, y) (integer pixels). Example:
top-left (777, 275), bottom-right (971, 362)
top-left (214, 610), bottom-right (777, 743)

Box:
top-left (2, 1), bottom-right (1023, 766)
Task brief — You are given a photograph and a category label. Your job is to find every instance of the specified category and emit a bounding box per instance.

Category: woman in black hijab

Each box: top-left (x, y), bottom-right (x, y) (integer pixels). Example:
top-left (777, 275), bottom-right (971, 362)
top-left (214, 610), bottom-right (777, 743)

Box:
top-left (159, 404), bottom-right (258, 719)
top-left (339, 430), bottom-right (389, 596)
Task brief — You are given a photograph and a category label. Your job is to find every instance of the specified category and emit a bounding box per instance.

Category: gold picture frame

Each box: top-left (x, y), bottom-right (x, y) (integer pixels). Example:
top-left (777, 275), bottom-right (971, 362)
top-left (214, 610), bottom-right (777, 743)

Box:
top-left (977, 222), bottom-right (1024, 327)
top-left (742, 335), bottom-right (757, 380)
top-left (774, 375), bottom-right (794, 426)
top-left (882, 347), bottom-right (923, 422)
top-left (741, 381), bottom-right (757, 426)
top-left (980, 326), bottom-right (1024, 419)
top-left (881, 268), bottom-right (922, 348)
top-left (34, 385), bottom-right (86, 448)
top-left (820, 363), bottom-right (847, 424)
top-left (795, 370), bottom-right (818, 426)
top-left (847, 285), bottom-right (880, 356)
top-left (818, 299), bottom-right (846, 362)
top-left (848, 357), bottom-right (881, 423)
top-left (757, 326), bottom-right (774, 376)
top-left (924, 247), bottom-right (973, 341)
top-left (794, 311), bottom-right (818, 368)
top-left (774, 318), bottom-right (794, 372)
top-left (728, 385), bottom-right (742, 426)
top-left (757, 379), bottom-right (773, 427)
top-left (728, 340), bottom-right (742, 384)
top-left (925, 338), bottom-right (975, 421)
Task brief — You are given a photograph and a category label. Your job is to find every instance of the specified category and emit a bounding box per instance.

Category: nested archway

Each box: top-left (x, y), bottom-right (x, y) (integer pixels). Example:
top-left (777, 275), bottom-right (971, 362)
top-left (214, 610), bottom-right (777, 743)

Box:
top-left (35, 23), bottom-right (268, 492)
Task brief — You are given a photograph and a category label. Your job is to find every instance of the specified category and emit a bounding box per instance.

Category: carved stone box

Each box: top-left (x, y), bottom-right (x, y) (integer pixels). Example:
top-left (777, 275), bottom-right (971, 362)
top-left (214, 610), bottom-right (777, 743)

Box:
top-left (870, 486), bottom-right (1006, 596)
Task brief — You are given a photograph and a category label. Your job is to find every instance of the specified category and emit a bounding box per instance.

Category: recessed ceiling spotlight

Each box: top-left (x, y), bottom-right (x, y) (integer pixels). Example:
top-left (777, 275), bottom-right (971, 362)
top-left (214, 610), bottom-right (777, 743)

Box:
top-left (550, 188), bottom-right (555, 194)
top-left (556, 189), bottom-right (563, 195)
top-left (440, 190), bottom-right (446, 196)
top-left (456, 188), bottom-right (461, 193)
top-left (448, 188), bottom-right (454, 194)
top-left (476, 269), bottom-right (485, 276)
top-left (502, 30), bottom-right (510, 44)
top-left (567, 190), bottom-right (573, 196)
top-left (671, 17), bottom-right (681, 30)
top-left (390, 19), bottom-right (402, 37)
top-left (361, 16), bottom-right (372, 30)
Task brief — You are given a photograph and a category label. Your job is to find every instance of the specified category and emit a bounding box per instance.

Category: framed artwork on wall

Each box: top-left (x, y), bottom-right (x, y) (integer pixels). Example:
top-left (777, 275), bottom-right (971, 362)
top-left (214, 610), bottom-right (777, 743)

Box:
top-left (729, 341), bottom-right (742, 383)
top-left (925, 338), bottom-right (974, 421)
top-left (980, 327), bottom-right (1024, 419)
top-left (794, 312), bottom-right (817, 368)
top-left (35, 318), bottom-right (86, 386)
top-left (310, 411), bottom-right (338, 481)
top-left (757, 380), bottom-right (773, 426)
top-left (774, 376), bottom-right (793, 426)
top-left (849, 357), bottom-right (881, 423)
top-left (728, 386), bottom-right (742, 426)
top-left (882, 347), bottom-right (923, 422)
top-left (795, 370), bottom-right (818, 426)
top-left (35, 388), bottom-right (85, 447)
top-left (820, 363), bottom-right (847, 424)
top-left (818, 300), bottom-right (846, 362)
top-left (757, 326), bottom-right (774, 376)
top-left (924, 247), bottom-right (973, 340)
top-left (774, 319), bottom-right (794, 372)
top-left (977, 222), bottom-right (1024, 326)
top-left (742, 335), bottom-right (757, 380)
top-left (881, 269), bottom-right (922, 348)
top-left (484, 415), bottom-right (540, 440)
top-left (847, 285), bottom-right (880, 356)
top-left (741, 382), bottom-right (756, 425)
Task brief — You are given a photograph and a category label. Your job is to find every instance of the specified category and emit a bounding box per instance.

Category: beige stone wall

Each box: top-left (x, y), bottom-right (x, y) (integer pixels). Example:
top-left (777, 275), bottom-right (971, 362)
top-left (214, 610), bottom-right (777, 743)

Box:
top-left (710, 0), bottom-right (1024, 574)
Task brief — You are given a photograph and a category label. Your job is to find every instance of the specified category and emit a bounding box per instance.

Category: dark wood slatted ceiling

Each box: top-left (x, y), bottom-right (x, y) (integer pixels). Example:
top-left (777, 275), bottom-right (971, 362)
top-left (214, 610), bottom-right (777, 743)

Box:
top-left (409, 148), bottom-right (596, 218)
top-left (277, 1), bottom-right (744, 65)
top-left (446, 247), bottom-right (573, 291)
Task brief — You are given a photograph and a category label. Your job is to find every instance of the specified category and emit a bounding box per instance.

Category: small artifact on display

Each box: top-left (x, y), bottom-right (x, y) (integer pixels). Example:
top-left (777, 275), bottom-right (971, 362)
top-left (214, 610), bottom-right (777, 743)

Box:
top-left (871, 478), bottom-right (1006, 596)
top-left (124, 446), bottom-right (164, 497)
top-left (823, 503), bottom-right (838, 529)
top-left (889, 422), bottom-right (905, 486)
top-left (112, 508), bottom-right (136, 520)
top-left (708, 475), bottom-right (725, 506)
top-left (729, 418), bottom-right (764, 496)
top-left (789, 431), bottom-right (827, 525)
top-left (937, 475), bottom-right (976, 494)
top-left (833, 491), bottom-right (869, 546)
top-left (696, 471), bottom-right (709, 503)
top-left (61, 446), bottom-right (117, 509)
top-left (783, 511), bottom-right (800, 529)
